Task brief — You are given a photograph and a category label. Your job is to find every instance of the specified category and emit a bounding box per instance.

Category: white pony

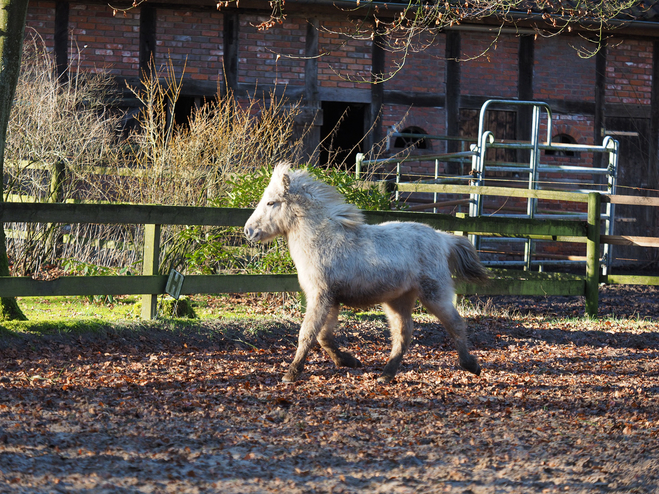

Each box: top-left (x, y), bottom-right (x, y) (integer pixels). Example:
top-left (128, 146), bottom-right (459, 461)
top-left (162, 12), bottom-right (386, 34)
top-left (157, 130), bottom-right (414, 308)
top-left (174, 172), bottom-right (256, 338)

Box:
top-left (244, 162), bottom-right (490, 383)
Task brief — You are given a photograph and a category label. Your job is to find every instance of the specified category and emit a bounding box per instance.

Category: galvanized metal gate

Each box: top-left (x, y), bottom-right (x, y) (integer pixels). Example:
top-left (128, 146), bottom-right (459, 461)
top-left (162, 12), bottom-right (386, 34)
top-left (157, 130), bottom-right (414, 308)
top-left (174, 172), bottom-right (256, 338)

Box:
top-left (468, 100), bottom-right (619, 274)
top-left (356, 99), bottom-right (620, 273)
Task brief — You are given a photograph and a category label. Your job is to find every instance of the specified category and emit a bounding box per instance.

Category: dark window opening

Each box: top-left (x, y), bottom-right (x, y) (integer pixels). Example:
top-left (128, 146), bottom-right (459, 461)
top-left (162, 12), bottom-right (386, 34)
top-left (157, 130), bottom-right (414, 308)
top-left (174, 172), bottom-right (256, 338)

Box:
top-left (546, 134), bottom-right (578, 157)
top-left (119, 95), bottom-right (209, 138)
top-left (174, 96), bottom-right (206, 127)
top-left (394, 126), bottom-right (429, 149)
top-left (320, 101), bottom-right (365, 167)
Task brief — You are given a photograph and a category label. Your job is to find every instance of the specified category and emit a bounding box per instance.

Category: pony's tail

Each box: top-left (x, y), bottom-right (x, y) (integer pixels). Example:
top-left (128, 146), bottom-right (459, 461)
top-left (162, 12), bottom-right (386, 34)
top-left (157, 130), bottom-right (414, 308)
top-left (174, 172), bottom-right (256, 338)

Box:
top-left (448, 235), bottom-right (490, 284)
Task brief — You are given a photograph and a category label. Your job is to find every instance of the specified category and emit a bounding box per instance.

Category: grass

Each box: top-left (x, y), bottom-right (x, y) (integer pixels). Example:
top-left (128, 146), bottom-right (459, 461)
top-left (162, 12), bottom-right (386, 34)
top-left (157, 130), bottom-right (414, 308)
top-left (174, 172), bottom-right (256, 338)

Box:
top-left (17, 296), bottom-right (141, 321)
top-left (6, 293), bottom-right (301, 331)
top-left (4, 292), bottom-right (656, 338)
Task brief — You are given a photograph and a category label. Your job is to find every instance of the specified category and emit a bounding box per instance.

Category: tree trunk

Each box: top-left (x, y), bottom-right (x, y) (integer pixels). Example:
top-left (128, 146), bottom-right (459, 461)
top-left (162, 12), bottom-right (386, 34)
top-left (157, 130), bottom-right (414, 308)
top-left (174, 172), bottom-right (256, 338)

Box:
top-left (0, 0), bottom-right (29, 321)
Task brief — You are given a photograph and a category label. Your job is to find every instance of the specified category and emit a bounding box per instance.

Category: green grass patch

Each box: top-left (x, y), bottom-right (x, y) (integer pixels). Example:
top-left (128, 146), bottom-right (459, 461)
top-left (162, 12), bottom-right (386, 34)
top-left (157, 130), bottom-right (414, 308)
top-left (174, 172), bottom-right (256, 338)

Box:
top-left (18, 296), bottom-right (142, 322)
top-left (6, 294), bottom-right (300, 337)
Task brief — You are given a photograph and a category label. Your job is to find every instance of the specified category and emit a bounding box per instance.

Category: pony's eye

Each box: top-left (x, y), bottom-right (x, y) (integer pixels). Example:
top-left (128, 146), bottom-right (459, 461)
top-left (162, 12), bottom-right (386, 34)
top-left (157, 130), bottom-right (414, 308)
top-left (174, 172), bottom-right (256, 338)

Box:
top-left (267, 201), bottom-right (275, 206)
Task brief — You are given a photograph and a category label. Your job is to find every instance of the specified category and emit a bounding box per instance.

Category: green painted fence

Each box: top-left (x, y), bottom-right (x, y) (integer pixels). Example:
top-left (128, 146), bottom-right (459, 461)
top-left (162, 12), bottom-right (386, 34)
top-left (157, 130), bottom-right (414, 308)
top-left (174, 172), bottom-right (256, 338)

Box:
top-left (1, 186), bottom-right (656, 319)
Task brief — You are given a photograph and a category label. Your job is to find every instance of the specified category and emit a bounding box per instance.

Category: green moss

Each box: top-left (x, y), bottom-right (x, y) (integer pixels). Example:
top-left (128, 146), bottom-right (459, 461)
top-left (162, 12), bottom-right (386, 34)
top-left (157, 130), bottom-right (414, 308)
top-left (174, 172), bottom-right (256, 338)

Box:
top-left (161, 296), bottom-right (197, 319)
top-left (0, 297), bottom-right (28, 321)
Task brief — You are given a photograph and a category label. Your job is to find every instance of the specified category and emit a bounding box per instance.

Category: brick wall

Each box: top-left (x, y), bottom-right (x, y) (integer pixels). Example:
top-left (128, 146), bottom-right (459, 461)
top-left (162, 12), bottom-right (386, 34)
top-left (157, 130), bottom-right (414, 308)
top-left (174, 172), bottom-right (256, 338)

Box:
top-left (317, 18), bottom-right (372, 89)
top-left (386, 33), bottom-right (446, 93)
top-left (534, 36), bottom-right (596, 102)
top-left (382, 105), bottom-right (447, 137)
top-left (69, 4), bottom-right (139, 76)
top-left (156, 9), bottom-right (223, 83)
top-left (238, 16), bottom-right (305, 87)
top-left (460, 32), bottom-right (518, 98)
top-left (382, 33), bottom-right (447, 177)
top-left (25, 0), bottom-right (55, 52)
top-left (539, 113), bottom-right (596, 146)
top-left (606, 38), bottom-right (653, 105)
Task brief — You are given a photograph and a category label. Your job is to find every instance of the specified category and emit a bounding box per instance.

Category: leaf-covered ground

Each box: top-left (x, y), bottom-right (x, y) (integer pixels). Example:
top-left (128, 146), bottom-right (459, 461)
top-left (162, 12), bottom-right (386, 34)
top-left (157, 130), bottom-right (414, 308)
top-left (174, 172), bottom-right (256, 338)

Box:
top-left (0, 286), bottom-right (658, 493)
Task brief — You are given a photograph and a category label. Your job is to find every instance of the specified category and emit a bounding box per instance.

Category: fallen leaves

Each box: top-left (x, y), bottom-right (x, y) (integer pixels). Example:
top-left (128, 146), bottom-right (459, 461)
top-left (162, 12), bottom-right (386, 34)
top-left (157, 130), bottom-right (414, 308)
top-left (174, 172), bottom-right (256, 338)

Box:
top-left (0, 287), bottom-right (658, 492)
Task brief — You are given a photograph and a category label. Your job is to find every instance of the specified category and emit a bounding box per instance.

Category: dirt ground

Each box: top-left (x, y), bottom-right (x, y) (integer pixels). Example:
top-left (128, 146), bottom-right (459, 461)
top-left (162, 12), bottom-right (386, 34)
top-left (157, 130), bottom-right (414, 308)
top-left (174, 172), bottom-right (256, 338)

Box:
top-left (0, 285), bottom-right (658, 493)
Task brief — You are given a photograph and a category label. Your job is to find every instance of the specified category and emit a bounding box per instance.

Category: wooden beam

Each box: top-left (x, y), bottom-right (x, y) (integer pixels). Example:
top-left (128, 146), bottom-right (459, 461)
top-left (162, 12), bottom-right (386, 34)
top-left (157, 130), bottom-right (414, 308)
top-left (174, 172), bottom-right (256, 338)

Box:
top-left (2, 276), bottom-right (166, 298)
top-left (395, 182), bottom-right (591, 203)
top-left (601, 234), bottom-right (659, 248)
top-left (585, 192), bottom-right (601, 317)
top-left (139, 4), bottom-right (157, 75)
top-left (651, 40), bottom-right (659, 189)
top-left (445, 30), bottom-right (461, 175)
top-left (0, 202), bottom-right (253, 227)
top-left (54, 1), bottom-right (69, 82)
top-left (141, 224), bottom-right (161, 319)
top-left (457, 278), bottom-right (585, 296)
top-left (181, 274), bottom-right (300, 294)
top-left (594, 45), bottom-right (606, 169)
top-left (223, 11), bottom-right (239, 93)
top-left (603, 194), bottom-right (659, 207)
top-left (369, 24), bottom-right (385, 148)
top-left (383, 90), bottom-right (445, 107)
top-left (318, 87), bottom-right (371, 103)
top-left (0, 274), bottom-right (301, 298)
top-left (304, 18), bottom-right (319, 104)
top-left (459, 95), bottom-right (600, 116)
top-left (0, 200), bottom-right (587, 236)
top-left (601, 274), bottom-right (659, 286)
top-left (517, 35), bottom-right (534, 164)
top-left (363, 210), bottom-right (586, 237)
top-left (302, 17), bottom-right (320, 163)
top-left (407, 198), bottom-right (471, 211)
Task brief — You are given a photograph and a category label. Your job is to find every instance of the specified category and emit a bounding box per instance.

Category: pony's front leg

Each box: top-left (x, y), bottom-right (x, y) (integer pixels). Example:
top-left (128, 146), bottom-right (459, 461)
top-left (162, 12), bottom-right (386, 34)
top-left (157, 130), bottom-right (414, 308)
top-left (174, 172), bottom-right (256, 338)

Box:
top-left (282, 298), bottom-right (332, 383)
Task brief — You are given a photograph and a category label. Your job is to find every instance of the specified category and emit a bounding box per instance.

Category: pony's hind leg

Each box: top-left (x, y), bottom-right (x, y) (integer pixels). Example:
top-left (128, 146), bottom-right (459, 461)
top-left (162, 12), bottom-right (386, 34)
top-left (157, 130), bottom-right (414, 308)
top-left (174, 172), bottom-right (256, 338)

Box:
top-left (379, 291), bottom-right (417, 383)
top-left (421, 295), bottom-right (481, 376)
top-left (318, 304), bottom-right (362, 369)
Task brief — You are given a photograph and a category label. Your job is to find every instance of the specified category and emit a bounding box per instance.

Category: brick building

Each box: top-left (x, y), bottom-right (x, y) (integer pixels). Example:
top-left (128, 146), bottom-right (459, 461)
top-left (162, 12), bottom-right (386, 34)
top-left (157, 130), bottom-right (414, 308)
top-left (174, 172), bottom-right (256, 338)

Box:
top-left (24, 0), bottom-right (659, 265)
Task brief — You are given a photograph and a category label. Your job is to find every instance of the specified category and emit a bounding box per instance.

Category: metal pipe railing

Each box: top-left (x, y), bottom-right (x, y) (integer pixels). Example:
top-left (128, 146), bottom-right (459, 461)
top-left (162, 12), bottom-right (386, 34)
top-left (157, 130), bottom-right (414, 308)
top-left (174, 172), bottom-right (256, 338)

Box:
top-left (356, 99), bottom-right (620, 275)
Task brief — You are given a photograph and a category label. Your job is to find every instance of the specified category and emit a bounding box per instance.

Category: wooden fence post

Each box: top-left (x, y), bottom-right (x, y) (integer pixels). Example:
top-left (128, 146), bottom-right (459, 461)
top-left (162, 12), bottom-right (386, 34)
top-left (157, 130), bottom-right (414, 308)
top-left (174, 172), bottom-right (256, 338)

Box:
top-left (585, 192), bottom-right (601, 317)
top-left (453, 212), bottom-right (468, 306)
top-left (141, 224), bottom-right (161, 320)
top-left (48, 160), bottom-right (67, 203)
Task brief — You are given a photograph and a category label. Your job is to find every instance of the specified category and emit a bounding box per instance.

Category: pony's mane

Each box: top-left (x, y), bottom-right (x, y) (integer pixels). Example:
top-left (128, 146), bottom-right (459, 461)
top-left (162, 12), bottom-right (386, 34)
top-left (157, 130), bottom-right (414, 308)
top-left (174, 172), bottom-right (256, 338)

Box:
top-left (289, 169), bottom-right (364, 229)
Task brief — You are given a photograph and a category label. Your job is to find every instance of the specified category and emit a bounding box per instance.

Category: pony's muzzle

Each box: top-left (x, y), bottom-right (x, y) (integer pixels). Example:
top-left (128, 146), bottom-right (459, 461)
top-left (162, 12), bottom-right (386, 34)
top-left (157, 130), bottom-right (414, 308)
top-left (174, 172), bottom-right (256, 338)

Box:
top-left (244, 225), bottom-right (259, 242)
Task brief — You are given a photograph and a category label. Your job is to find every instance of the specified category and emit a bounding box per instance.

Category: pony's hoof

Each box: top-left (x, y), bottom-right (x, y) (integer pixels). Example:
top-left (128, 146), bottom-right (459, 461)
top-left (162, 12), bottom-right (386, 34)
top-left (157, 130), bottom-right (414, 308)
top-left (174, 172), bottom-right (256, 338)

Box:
top-left (338, 354), bottom-right (362, 369)
top-left (282, 371), bottom-right (299, 383)
top-left (460, 356), bottom-right (481, 376)
top-left (377, 374), bottom-right (395, 384)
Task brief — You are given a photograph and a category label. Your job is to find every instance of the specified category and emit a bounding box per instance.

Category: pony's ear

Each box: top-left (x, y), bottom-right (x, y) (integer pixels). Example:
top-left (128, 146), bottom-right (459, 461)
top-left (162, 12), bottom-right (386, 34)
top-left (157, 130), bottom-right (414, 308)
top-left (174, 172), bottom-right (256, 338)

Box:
top-left (273, 161), bottom-right (292, 196)
top-left (282, 172), bottom-right (290, 195)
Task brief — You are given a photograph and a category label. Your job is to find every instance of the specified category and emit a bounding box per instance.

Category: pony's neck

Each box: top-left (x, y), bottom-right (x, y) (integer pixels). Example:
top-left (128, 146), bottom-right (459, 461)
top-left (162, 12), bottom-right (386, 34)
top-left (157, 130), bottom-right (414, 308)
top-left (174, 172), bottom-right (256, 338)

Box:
top-left (286, 215), bottom-right (346, 264)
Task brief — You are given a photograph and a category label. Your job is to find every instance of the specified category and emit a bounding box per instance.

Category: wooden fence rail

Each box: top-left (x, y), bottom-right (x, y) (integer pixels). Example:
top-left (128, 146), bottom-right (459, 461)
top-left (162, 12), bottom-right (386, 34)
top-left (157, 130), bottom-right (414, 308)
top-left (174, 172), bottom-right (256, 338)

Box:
top-left (1, 186), bottom-right (657, 319)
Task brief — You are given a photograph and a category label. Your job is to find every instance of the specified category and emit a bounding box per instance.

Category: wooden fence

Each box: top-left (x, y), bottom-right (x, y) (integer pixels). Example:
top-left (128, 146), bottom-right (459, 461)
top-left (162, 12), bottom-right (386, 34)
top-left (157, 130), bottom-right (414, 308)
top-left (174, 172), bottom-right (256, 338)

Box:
top-left (1, 185), bottom-right (657, 319)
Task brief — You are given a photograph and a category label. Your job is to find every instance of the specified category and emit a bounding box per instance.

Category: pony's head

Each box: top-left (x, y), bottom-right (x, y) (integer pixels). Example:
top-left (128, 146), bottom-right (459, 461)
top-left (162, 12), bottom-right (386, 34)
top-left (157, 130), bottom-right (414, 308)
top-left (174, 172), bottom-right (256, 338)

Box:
top-left (244, 161), bottom-right (364, 243)
top-left (244, 162), bottom-right (294, 243)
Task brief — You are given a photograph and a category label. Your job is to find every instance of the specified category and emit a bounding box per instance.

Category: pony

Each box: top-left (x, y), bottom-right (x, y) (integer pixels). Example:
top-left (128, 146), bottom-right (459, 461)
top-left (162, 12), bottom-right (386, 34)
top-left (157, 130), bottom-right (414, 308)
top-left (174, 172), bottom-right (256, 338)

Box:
top-left (244, 162), bottom-right (490, 383)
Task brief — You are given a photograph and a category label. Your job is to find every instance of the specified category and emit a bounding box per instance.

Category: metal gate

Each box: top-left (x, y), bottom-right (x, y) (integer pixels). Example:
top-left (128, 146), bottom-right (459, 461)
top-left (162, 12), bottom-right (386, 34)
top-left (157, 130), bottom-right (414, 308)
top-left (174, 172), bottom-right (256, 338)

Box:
top-left (468, 100), bottom-right (618, 273)
top-left (356, 99), bottom-right (620, 273)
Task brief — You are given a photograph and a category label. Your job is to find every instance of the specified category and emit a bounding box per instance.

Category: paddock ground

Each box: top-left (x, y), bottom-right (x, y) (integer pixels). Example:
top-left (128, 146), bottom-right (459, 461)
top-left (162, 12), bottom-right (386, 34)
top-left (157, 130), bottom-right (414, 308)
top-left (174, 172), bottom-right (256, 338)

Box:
top-left (0, 285), bottom-right (657, 493)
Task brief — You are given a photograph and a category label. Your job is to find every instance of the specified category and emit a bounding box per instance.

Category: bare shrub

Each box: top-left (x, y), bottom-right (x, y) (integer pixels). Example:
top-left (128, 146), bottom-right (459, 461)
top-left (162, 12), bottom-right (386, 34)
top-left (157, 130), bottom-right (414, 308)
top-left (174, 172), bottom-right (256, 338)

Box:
top-left (4, 45), bottom-right (309, 278)
top-left (4, 34), bottom-right (129, 276)
top-left (5, 33), bottom-right (122, 203)
top-left (114, 62), bottom-right (305, 206)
